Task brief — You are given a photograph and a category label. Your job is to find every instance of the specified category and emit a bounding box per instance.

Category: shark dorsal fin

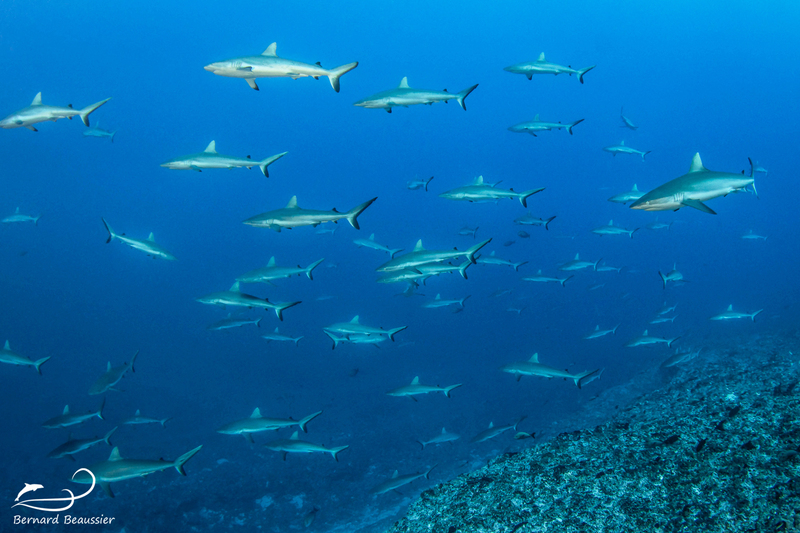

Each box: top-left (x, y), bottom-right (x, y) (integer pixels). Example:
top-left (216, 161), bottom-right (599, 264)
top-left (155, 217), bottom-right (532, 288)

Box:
top-left (689, 153), bottom-right (708, 173)
top-left (250, 407), bottom-right (262, 418)
top-left (286, 196), bottom-right (298, 209)
top-left (274, 327), bottom-right (279, 333)
top-left (537, 269), bottom-right (542, 274)
top-left (290, 431), bottom-right (299, 440)
top-left (488, 421), bottom-right (494, 428)
top-left (31, 92), bottom-right (42, 106)
top-left (489, 251), bottom-right (496, 256)
top-left (3, 340), bottom-right (9, 350)
top-left (106, 362), bottom-right (111, 371)
top-left (474, 175), bottom-right (484, 185)
top-left (643, 330), bottom-right (648, 335)
top-left (368, 233), bottom-right (375, 240)
top-left (108, 447), bottom-right (123, 461)
top-left (537, 52), bottom-right (545, 62)
top-left (574, 253), bottom-right (580, 260)
top-left (727, 304), bottom-right (733, 311)
top-left (63, 405), bottom-right (70, 414)
top-left (434, 294), bottom-right (441, 300)
top-left (534, 114), bottom-right (540, 121)
top-left (413, 240), bottom-right (424, 251)
top-left (262, 43), bottom-right (278, 56)
top-left (391, 470), bottom-right (399, 478)
top-left (398, 77), bottom-right (410, 89)
top-left (95, 120), bottom-right (100, 128)
top-left (350, 315), bottom-right (360, 324)
top-left (528, 353), bottom-right (539, 363)
top-left (230, 281), bottom-right (240, 292)
top-left (267, 256), bottom-right (276, 267)
top-left (441, 427), bottom-right (447, 434)
top-left (411, 376), bottom-right (420, 385)
top-left (632, 184), bottom-right (639, 190)
top-left (594, 325), bottom-right (600, 330)
top-left (14, 208), bottom-right (19, 214)
top-left (608, 220), bottom-right (613, 225)
top-left (147, 232), bottom-right (155, 242)
top-left (135, 409), bottom-right (141, 415)
top-left (204, 141), bottom-right (217, 153)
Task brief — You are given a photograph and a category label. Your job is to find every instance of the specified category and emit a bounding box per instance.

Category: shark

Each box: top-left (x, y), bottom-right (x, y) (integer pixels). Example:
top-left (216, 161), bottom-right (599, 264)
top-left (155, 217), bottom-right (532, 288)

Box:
top-left (88, 351), bottom-right (138, 395)
top-left (522, 270), bottom-right (573, 287)
top-left (646, 219), bottom-right (673, 230)
top-left (626, 330), bottom-right (680, 348)
top-left (47, 427), bottom-right (117, 461)
top-left (559, 253), bottom-right (602, 271)
top-left (649, 315), bottom-right (677, 324)
top-left (196, 282), bottom-right (301, 321)
top-left (122, 410), bottom-right (171, 428)
top-left (658, 264), bottom-right (686, 289)
top-left (508, 114), bottom-right (584, 136)
top-left (207, 314), bottom-right (262, 331)
top-left (514, 213), bottom-right (556, 230)
top-left (603, 140), bottom-right (651, 160)
top-left (476, 251), bottom-right (528, 271)
top-left (323, 316), bottom-right (407, 342)
top-left (584, 324), bottom-right (620, 339)
top-left (415, 260), bottom-right (473, 282)
top-left (471, 418), bottom-right (525, 443)
top-left (504, 53), bottom-right (595, 83)
top-left (658, 302), bottom-right (678, 315)
top-left (101, 219), bottom-right (176, 260)
top-left (387, 376), bottom-right (462, 400)
top-left (0, 92), bottom-right (110, 131)
top-left (237, 257), bottom-right (325, 284)
top-left (71, 445), bottom-right (203, 498)
top-left (324, 331), bottom-right (387, 350)
top-left (372, 465), bottom-right (437, 495)
top-left (500, 353), bottom-right (601, 389)
top-left (354, 77), bottom-right (478, 113)
top-left (354, 234), bottom-right (403, 258)
top-left (439, 177), bottom-right (544, 207)
top-left (0, 340), bottom-right (50, 374)
top-left (264, 431), bottom-right (349, 461)
top-left (160, 141), bottom-right (287, 177)
top-left (741, 230), bottom-right (767, 241)
top-left (592, 220), bottom-right (639, 238)
top-left (457, 226), bottom-right (479, 238)
top-left (663, 348), bottom-right (702, 368)
top-left (417, 428), bottom-right (460, 449)
top-left (376, 238), bottom-right (490, 272)
top-left (422, 294), bottom-right (470, 309)
top-left (2, 207), bottom-right (40, 225)
top-left (596, 262), bottom-right (623, 273)
top-left (710, 305), bottom-right (763, 322)
top-left (630, 154), bottom-right (756, 214)
top-left (204, 42), bottom-right (358, 92)
top-left (262, 327), bottom-right (303, 345)
top-left (607, 184), bottom-right (644, 204)
top-left (42, 399), bottom-right (105, 429)
top-left (243, 196), bottom-right (377, 232)
top-left (217, 408), bottom-right (322, 442)
top-left (752, 161), bottom-right (768, 176)
top-left (407, 176), bottom-right (434, 191)
top-left (620, 107), bottom-right (638, 130)
top-left (83, 120), bottom-right (117, 142)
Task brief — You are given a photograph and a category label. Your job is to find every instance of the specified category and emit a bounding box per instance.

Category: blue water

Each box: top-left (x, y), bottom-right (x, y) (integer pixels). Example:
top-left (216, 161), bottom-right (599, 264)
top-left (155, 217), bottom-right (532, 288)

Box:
top-left (1, 0), bottom-right (799, 530)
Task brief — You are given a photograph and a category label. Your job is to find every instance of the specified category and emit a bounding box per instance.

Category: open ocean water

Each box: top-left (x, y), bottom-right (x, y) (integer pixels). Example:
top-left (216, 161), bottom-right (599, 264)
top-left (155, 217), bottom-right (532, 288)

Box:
top-left (1, 1), bottom-right (799, 531)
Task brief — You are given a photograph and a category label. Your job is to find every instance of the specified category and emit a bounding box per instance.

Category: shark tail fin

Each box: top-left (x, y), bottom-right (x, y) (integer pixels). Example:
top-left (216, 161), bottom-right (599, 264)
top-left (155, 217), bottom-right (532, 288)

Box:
top-left (667, 336), bottom-right (681, 348)
top-left (326, 62), bottom-right (358, 93)
top-left (389, 248), bottom-right (404, 259)
top-left (330, 445), bottom-right (349, 462)
top-left (567, 119), bottom-right (585, 135)
top-left (102, 218), bottom-right (116, 243)
top-left (574, 369), bottom-right (601, 389)
top-left (324, 330), bottom-right (342, 350)
top-left (97, 397), bottom-right (106, 421)
top-left (424, 176), bottom-right (434, 191)
top-left (456, 84), bottom-right (479, 111)
top-left (255, 318), bottom-right (263, 328)
top-left (417, 440), bottom-right (427, 450)
top-left (34, 215), bottom-right (41, 226)
top-left (578, 65), bottom-right (595, 84)
top-left (642, 150), bottom-right (652, 161)
top-left (443, 383), bottom-right (462, 398)
top-left (751, 309), bottom-right (764, 321)
top-left (513, 261), bottom-right (528, 272)
top-left (305, 258), bottom-right (325, 280)
top-left (345, 197), bottom-right (378, 230)
top-left (173, 445), bottom-right (203, 476)
top-left (298, 410), bottom-right (323, 433)
top-left (458, 260), bottom-right (471, 280)
top-left (465, 238), bottom-right (492, 264)
top-left (748, 157), bottom-right (759, 198)
top-left (110, 131), bottom-right (117, 143)
top-left (272, 300), bottom-right (301, 321)
top-left (161, 417), bottom-right (173, 428)
top-left (259, 151), bottom-right (288, 178)
top-left (79, 98), bottom-right (111, 127)
top-left (387, 326), bottom-right (408, 342)
top-left (545, 216), bottom-right (556, 230)
top-left (593, 257), bottom-right (603, 271)
top-left (103, 426), bottom-right (118, 446)
top-left (518, 188), bottom-right (545, 208)
top-left (460, 295), bottom-right (471, 307)
top-left (659, 271), bottom-right (667, 289)
top-left (293, 336), bottom-right (304, 346)
top-left (560, 275), bottom-right (573, 287)
top-left (424, 464), bottom-right (438, 479)
top-left (630, 228), bottom-right (640, 239)
top-left (34, 356), bottom-right (51, 375)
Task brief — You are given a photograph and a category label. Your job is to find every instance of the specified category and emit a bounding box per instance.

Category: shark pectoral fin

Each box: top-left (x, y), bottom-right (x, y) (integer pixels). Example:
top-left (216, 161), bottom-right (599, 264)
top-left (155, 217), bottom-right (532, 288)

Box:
top-left (190, 165), bottom-right (202, 172)
top-left (245, 78), bottom-right (259, 91)
top-left (100, 482), bottom-right (114, 498)
top-left (245, 433), bottom-right (254, 444)
top-left (67, 454), bottom-right (76, 462)
top-left (682, 199), bottom-right (716, 215)
top-left (281, 451), bottom-right (287, 461)
top-left (25, 125), bottom-right (38, 132)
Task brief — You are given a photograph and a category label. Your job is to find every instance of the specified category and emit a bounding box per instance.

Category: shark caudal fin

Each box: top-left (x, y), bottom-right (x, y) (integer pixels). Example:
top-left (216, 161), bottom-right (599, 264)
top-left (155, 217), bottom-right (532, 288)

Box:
top-left (667, 336), bottom-right (681, 348)
top-left (567, 119), bottom-right (585, 135)
top-left (424, 176), bottom-right (434, 191)
top-left (101, 218), bottom-right (116, 243)
top-left (574, 369), bottom-right (601, 389)
top-left (465, 239), bottom-right (492, 264)
top-left (641, 150), bottom-right (652, 161)
top-left (305, 258), bottom-right (325, 280)
top-left (751, 309), bottom-right (764, 321)
top-left (578, 65), bottom-right (595, 84)
top-left (518, 188), bottom-right (545, 208)
top-left (545, 216), bottom-right (556, 230)
top-left (423, 464), bottom-right (438, 479)
top-left (110, 131), bottom-right (117, 143)
top-left (443, 383), bottom-right (462, 398)
top-left (417, 440), bottom-right (427, 450)
top-left (324, 330), bottom-right (343, 350)
top-left (79, 98), bottom-right (111, 127)
top-left (459, 295), bottom-right (471, 307)
top-left (513, 261), bottom-right (528, 272)
top-left (103, 427), bottom-right (118, 446)
top-left (34, 356), bottom-right (51, 375)
top-left (748, 157), bottom-right (759, 198)
top-left (629, 228), bottom-right (640, 239)
top-left (387, 326), bottom-right (408, 342)
top-left (560, 275), bottom-right (573, 287)
top-left (173, 445), bottom-right (203, 476)
top-left (659, 271), bottom-right (667, 289)
top-left (298, 411), bottom-right (323, 433)
top-left (456, 84), bottom-right (479, 111)
top-left (96, 397), bottom-right (106, 421)
top-left (326, 62), bottom-right (359, 93)
top-left (272, 301), bottom-right (301, 321)
top-left (330, 445), bottom-right (349, 462)
top-left (389, 248), bottom-right (404, 259)
top-left (259, 151), bottom-right (288, 178)
top-left (160, 417), bottom-right (172, 428)
top-left (458, 260), bottom-right (472, 280)
top-left (345, 197), bottom-right (378, 229)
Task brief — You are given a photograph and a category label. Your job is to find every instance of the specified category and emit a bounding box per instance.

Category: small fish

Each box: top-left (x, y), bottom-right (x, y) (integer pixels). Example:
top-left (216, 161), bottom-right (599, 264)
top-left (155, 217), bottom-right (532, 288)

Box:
top-left (517, 230), bottom-right (530, 238)
top-left (503, 240), bottom-right (515, 247)
top-left (407, 176), bottom-right (434, 191)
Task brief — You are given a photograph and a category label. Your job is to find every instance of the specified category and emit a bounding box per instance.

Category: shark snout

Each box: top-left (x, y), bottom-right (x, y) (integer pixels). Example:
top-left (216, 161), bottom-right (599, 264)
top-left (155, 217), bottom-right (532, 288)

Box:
top-left (203, 64), bottom-right (218, 72)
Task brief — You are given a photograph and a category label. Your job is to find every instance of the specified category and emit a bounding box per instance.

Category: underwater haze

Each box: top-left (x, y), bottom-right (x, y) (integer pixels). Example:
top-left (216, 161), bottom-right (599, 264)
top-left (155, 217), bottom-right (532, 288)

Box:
top-left (1, 0), bottom-right (799, 531)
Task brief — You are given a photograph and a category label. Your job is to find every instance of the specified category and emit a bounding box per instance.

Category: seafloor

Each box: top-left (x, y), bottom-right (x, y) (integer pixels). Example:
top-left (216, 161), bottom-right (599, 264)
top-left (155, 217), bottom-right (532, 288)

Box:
top-left (386, 330), bottom-right (800, 533)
